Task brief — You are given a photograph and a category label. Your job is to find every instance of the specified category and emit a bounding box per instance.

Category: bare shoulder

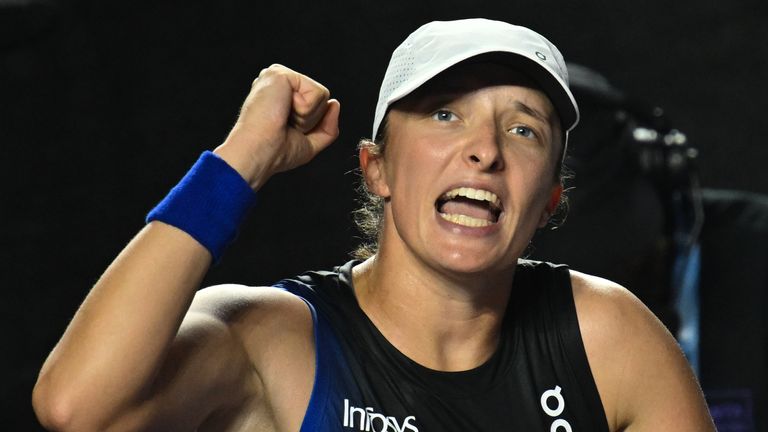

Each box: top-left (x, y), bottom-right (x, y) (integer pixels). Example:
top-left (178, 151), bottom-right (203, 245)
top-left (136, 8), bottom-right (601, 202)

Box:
top-left (568, 270), bottom-right (714, 432)
top-left (568, 271), bottom-right (660, 356)
top-left (190, 283), bottom-right (315, 369)
top-left (184, 284), bottom-right (315, 430)
top-left (191, 283), bottom-right (313, 339)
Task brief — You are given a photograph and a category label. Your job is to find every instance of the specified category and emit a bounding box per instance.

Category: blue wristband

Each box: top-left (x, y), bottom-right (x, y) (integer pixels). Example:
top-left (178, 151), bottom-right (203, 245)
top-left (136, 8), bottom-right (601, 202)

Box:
top-left (146, 151), bottom-right (257, 262)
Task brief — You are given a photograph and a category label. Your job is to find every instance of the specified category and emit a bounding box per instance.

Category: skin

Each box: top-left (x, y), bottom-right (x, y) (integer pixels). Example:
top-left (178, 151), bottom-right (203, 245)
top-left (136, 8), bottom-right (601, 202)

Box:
top-left (32, 63), bottom-right (715, 431)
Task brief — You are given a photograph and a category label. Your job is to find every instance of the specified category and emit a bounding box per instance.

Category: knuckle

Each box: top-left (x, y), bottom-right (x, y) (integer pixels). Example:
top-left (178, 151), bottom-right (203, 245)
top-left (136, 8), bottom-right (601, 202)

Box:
top-left (268, 64), bottom-right (291, 77)
top-left (257, 64), bottom-right (287, 79)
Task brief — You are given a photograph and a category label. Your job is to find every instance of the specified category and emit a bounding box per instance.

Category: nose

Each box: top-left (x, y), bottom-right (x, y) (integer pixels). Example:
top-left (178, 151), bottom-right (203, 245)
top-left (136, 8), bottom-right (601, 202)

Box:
top-left (464, 124), bottom-right (504, 172)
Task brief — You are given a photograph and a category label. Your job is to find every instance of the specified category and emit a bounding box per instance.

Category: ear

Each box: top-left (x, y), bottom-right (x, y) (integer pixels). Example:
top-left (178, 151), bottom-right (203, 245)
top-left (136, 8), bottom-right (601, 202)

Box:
top-left (538, 184), bottom-right (563, 228)
top-left (359, 145), bottom-right (390, 198)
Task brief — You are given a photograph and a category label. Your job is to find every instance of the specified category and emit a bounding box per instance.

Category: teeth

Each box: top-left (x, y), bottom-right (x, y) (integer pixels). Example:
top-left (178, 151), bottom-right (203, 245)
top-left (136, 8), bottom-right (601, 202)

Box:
top-left (440, 213), bottom-right (492, 227)
top-left (444, 187), bottom-right (500, 207)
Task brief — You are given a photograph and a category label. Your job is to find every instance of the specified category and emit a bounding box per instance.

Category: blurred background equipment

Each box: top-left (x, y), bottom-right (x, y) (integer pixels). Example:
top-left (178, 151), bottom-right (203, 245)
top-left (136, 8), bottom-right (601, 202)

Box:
top-left (531, 63), bottom-right (768, 432)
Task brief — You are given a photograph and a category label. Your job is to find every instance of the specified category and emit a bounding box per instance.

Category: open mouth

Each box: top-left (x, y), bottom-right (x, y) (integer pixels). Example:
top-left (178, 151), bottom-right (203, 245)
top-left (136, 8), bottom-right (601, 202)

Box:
top-left (436, 187), bottom-right (502, 227)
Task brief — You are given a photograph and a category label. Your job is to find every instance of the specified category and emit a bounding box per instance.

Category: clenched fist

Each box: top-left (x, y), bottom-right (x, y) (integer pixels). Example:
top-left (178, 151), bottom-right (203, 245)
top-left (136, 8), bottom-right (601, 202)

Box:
top-left (214, 64), bottom-right (341, 190)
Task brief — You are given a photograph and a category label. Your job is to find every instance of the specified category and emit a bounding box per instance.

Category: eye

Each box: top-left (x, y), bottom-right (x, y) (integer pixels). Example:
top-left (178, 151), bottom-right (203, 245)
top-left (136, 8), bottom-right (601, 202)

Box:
top-left (431, 110), bottom-right (456, 122)
top-left (510, 125), bottom-right (536, 139)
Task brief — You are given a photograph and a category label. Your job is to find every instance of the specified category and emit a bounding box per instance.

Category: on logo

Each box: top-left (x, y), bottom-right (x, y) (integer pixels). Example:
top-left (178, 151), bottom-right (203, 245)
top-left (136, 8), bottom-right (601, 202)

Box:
top-left (540, 386), bottom-right (573, 432)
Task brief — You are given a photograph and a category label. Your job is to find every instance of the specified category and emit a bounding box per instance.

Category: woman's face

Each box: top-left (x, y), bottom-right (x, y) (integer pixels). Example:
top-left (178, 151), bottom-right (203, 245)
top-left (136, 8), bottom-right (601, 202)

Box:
top-left (367, 62), bottom-right (563, 278)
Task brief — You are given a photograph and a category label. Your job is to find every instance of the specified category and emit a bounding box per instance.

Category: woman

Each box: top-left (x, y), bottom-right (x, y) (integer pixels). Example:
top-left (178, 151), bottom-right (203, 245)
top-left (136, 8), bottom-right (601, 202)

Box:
top-left (33, 19), bottom-right (714, 431)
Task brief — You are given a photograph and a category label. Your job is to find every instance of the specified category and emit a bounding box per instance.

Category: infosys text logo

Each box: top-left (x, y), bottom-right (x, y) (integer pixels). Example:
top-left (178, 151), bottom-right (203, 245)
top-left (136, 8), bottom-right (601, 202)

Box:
top-left (343, 399), bottom-right (419, 432)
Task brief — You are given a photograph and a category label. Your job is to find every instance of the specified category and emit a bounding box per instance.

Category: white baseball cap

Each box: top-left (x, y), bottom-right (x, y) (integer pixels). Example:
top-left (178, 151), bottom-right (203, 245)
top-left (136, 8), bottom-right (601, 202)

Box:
top-left (372, 18), bottom-right (579, 144)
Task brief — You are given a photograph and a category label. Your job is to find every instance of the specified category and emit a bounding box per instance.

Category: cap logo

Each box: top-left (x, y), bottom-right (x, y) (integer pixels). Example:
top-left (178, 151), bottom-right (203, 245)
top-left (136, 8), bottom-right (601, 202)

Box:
top-left (535, 51), bottom-right (547, 61)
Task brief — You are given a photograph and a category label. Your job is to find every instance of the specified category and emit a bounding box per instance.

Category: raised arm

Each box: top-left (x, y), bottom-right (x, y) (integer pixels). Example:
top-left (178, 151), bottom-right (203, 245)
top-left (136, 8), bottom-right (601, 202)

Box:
top-left (571, 271), bottom-right (715, 432)
top-left (32, 65), bottom-right (340, 431)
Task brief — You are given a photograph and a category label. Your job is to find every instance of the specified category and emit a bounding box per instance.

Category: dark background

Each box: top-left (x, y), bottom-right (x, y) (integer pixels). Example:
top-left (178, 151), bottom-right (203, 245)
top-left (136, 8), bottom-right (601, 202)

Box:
top-left (3, 0), bottom-right (766, 428)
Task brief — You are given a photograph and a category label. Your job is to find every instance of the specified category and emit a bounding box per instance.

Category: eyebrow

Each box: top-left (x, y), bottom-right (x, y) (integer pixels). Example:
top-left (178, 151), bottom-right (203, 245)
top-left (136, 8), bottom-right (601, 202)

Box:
top-left (426, 84), bottom-right (552, 121)
top-left (405, 85), bottom-right (555, 128)
top-left (512, 101), bottom-right (551, 125)
top-left (400, 90), bottom-right (461, 113)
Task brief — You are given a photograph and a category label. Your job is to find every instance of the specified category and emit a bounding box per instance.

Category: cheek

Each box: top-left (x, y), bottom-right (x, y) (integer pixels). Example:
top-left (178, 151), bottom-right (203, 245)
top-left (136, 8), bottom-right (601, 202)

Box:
top-left (384, 137), bottom-right (448, 192)
top-left (506, 157), bottom-right (559, 211)
top-left (386, 156), bottom-right (431, 208)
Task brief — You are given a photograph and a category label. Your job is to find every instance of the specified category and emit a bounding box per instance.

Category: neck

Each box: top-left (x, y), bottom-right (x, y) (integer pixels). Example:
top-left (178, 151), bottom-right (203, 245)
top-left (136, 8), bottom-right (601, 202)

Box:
top-left (352, 249), bottom-right (516, 372)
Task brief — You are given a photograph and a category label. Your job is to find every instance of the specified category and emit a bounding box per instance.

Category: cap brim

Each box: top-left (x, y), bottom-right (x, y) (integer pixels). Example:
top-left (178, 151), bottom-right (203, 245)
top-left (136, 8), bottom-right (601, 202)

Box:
top-left (383, 51), bottom-right (579, 136)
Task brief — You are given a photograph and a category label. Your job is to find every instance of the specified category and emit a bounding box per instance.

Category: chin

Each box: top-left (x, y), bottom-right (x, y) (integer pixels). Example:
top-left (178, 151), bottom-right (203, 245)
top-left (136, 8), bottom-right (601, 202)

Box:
top-left (433, 249), bottom-right (517, 278)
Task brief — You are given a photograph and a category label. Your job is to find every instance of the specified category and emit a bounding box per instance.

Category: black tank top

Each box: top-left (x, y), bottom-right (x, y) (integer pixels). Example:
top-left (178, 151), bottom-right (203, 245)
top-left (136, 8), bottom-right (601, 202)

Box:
top-left (276, 259), bottom-right (608, 431)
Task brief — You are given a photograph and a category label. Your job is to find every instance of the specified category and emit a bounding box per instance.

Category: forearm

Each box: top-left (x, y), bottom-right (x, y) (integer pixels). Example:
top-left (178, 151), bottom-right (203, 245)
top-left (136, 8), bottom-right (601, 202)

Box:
top-left (33, 222), bottom-right (211, 430)
top-left (33, 65), bottom-right (340, 430)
